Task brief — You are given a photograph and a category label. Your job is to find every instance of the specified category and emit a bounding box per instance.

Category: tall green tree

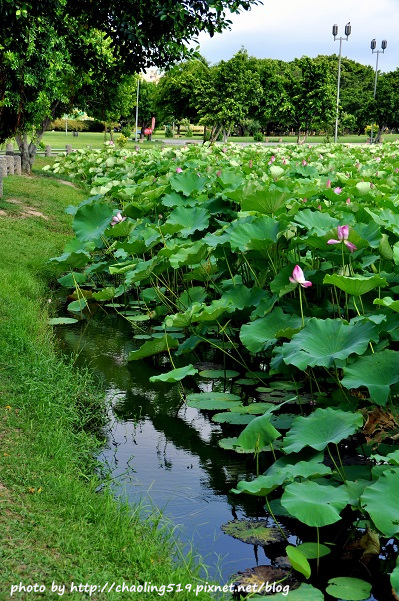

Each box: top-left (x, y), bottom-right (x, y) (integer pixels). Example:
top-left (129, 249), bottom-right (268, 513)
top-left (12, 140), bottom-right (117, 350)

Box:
top-left (1, 0), bottom-right (261, 171)
top-left (284, 56), bottom-right (336, 143)
top-left (196, 49), bottom-right (262, 142)
top-left (374, 69), bottom-right (399, 142)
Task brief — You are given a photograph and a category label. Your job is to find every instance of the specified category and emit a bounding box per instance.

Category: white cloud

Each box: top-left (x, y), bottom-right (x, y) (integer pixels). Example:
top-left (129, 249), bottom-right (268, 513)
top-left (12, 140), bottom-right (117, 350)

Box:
top-left (194, 0), bottom-right (397, 73)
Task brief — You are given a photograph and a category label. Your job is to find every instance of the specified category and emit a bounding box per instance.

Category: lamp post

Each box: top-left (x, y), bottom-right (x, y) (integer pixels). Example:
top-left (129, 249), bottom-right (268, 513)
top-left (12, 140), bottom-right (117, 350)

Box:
top-left (332, 22), bottom-right (351, 143)
top-left (134, 77), bottom-right (140, 143)
top-left (370, 39), bottom-right (387, 144)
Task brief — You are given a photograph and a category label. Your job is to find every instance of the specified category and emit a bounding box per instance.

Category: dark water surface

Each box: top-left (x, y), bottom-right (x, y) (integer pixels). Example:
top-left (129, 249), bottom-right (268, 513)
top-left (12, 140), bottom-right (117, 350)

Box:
top-left (58, 313), bottom-right (273, 582)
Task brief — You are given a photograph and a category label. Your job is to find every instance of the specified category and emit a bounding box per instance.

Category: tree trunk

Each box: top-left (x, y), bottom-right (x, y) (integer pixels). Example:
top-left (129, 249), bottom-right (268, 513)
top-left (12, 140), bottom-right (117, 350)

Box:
top-left (15, 116), bottom-right (52, 174)
top-left (375, 124), bottom-right (385, 143)
top-left (296, 128), bottom-right (309, 145)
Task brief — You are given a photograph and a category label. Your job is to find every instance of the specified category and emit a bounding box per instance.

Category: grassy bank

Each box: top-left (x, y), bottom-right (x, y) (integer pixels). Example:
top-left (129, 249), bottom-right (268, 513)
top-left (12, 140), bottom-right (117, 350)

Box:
top-left (0, 164), bottom-right (213, 600)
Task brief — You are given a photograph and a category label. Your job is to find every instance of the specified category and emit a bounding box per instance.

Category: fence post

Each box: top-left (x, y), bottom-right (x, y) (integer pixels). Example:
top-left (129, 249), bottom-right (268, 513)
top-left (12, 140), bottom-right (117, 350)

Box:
top-left (0, 157), bottom-right (8, 178)
top-left (66, 144), bottom-right (72, 154)
top-left (14, 155), bottom-right (22, 175)
top-left (5, 143), bottom-right (14, 155)
top-left (45, 145), bottom-right (52, 157)
top-left (5, 155), bottom-right (14, 175)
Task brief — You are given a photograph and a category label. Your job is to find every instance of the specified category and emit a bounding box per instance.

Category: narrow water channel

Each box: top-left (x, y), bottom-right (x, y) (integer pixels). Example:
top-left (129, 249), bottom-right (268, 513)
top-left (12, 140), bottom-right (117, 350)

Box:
top-left (57, 312), bottom-right (274, 583)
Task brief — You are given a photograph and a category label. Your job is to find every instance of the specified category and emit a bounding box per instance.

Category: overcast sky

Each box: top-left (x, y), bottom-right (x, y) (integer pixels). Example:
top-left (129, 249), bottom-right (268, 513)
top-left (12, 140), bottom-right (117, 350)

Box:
top-left (194, 0), bottom-right (397, 73)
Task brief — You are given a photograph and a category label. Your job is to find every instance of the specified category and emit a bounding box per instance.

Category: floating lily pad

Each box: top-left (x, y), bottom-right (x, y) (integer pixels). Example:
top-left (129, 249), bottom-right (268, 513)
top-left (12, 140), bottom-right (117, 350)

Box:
top-left (48, 317), bottom-right (78, 325)
top-left (230, 565), bottom-right (292, 597)
top-left (211, 413), bottom-right (256, 425)
top-left (230, 402), bottom-right (274, 414)
top-left (326, 577), bottom-right (372, 601)
top-left (281, 480), bottom-right (349, 527)
top-left (186, 391), bottom-right (242, 411)
top-left (198, 369), bottom-right (239, 379)
top-left (221, 519), bottom-right (284, 545)
top-left (128, 334), bottom-right (178, 361)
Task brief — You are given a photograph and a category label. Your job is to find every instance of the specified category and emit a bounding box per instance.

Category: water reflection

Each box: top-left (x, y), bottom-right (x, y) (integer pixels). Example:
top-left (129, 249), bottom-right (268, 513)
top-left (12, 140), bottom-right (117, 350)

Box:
top-left (58, 313), bottom-right (272, 581)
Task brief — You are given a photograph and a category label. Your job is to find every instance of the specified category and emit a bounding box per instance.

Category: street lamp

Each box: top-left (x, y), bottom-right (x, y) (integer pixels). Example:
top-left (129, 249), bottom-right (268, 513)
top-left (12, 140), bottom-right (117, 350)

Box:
top-left (332, 22), bottom-right (351, 143)
top-left (134, 77), bottom-right (140, 143)
top-left (370, 39), bottom-right (387, 144)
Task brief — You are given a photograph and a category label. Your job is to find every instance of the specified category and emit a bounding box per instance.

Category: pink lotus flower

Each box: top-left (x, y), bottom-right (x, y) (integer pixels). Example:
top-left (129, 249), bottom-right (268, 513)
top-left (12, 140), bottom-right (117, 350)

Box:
top-left (176, 167), bottom-right (183, 173)
top-left (346, 198), bottom-right (351, 205)
top-left (111, 212), bottom-right (126, 227)
top-left (302, 159), bottom-right (307, 166)
top-left (334, 187), bottom-right (342, 194)
top-left (216, 170), bottom-right (222, 177)
top-left (289, 265), bottom-right (312, 288)
top-left (327, 225), bottom-right (357, 252)
top-left (326, 179), bottom-right (331, 188)
top-left (270, 155), bottom-right (275, 162)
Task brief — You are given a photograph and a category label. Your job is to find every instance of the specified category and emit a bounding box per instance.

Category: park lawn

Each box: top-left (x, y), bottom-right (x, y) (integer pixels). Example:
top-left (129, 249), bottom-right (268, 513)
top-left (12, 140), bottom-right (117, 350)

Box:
top-left (0, 164), bottom-right (212, 600)
top-left (3, 131), bottom-right (399, 154)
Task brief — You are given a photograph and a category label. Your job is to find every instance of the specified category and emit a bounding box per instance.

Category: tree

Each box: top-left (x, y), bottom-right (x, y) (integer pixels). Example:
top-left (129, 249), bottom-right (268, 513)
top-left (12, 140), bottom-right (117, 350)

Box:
top-left (1, 0), bottom-right (261, 171)
top-left (374, 69), bottom-right (399, 142)
top-left (154, 59), bottom-right (209, 131)
top-left (251, 58), bottom-right (290, 135)
top-left (284, 57), bottom-right (336, 143)
top-left (196, 49), bottom-right (262, 142)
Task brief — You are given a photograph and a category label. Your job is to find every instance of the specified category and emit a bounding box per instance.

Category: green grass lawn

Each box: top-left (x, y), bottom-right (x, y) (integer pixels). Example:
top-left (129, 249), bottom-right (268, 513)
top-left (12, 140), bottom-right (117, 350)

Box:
top-left (3, 131), bottom-right (399, 154)
top-left (0, 165), bottom-right (213, 600)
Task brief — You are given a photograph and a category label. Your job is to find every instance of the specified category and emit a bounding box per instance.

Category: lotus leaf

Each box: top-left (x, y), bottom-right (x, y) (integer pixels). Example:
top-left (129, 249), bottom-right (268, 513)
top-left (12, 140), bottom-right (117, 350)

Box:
top-left (166, 206), bottom-right (209, 237)
top-left (240, 308), bottom-right (302, 353)
top-left (48, 317), bottom-right (78, 325)
top-left (225, 216), bottom-right (281, 252)
top-left (295, 542), bottom-right (331, 559)
top-left (221, 519), bottom-right (284, 545)
top-left (128, 335), bottom-right (179, 361)
top-left (230, 565), bottom-right (291, 597)
top-left (57, 272), bottom-right (87, 287)
top-left (240, 183), bottom-right (290, 214)
top-left (212, 413), bottom-right (256, 425)
top-left (323, 274), bottom-right (387, 296)
top-left (360, 468), bottom-right (399, 537)
top-left (341, 350), bottom-right (399, 406)
top-left (293, 209), bottom-right (339, 235)
top-left (326, 577), bottom-right (372, 601)
top-left (73, 201), bottom-right (114, 242)
top-left (283, 408), bottom-right (363, 453)
top-left (220, 285), bottom-right (268, 311)
top-left (281, 480), bottom-right (349, 527)
top-left (374, 297), bottom-right (399, 313)
top-left (176, 287), bottom-right (207, 310)
top-left (390, 557), bottom-right (399, 599)
top-left (236, 412), bottom-right (281, 452)
top-left (170, 171), bottom-right (208, 196)
top-left (279, 318), bottom-right (378, 370)
top-left (149, 364), bottom-right (198, 383)
top-left (286, 545), bottom-right (311, 579)
top-left (198, 369), bottom-right (239, 379)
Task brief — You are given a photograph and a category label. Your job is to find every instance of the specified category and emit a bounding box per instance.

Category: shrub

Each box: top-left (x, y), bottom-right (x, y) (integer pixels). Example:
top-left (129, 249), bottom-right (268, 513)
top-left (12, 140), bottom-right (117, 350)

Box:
top-left (253, 131), bottom-right (264, 142)
top-left (115, 134), bottom-right (128, 148)
top-left (164, 125), bottom-right (174, 138)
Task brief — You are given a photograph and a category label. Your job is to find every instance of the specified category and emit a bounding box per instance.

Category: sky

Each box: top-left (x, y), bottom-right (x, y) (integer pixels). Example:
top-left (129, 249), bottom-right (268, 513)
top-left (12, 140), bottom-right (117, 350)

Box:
top-left (193, 0), bottom-right (398, 73)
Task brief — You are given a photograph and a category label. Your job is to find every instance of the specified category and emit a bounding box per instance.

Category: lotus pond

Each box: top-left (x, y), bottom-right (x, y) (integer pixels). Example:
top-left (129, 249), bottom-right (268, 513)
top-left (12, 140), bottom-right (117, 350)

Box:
top-left (48, 141), bottom-right (399, 600)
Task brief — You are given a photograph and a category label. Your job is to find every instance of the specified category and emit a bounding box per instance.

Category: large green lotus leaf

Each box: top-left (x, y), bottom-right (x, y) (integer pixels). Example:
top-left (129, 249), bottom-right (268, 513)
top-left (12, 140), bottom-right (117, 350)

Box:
top-left (286, 545), bottom-right (311, 579)
top-left (269, 264), bottom-right (298, 297)
top-left (194, 299), bottom-right (235, 323)
top-left (257, 583), bottom-right (323, 601)
top-left (57, 272), bottom-right (87, 287)
top-left (220, 285), bottom-right (267, 311)
top-left (166, 206), bottom-right (209, 237)
top-left (341, 350), bottom-right (399, 406)
top-left (323, 274), bottom-right (387, 296)
top-left (92, 287), bottom-right (116, 301)
top-left (233, 450), bottom-right (331, 497)
top-left (283, 408), bottom-right (363, 453)
top-left (226, 216), bottom-right (281, 252)
top-left (149, 364), bottom-right (198, 383)
top-left (351, 222), bottom-right (381, 249)
top-left (374, 297), bottom-right (399, 313)
top-left (168, 241), bottom-right (208, 269)
top-left (281, 481), bottom-right (349, 527)
top-left (128, 335), bottom-right (179, 361)
top-left (280, 318), bottom-right (378, 370)
top-left (356, 181), bottom-right (374, 196)
top-left (240, 308), bottom-right (302, 353)
top-left (240, 184), bottom-right (290, 214)
top-left (221, 519), bottom-right (284, 545)
top-left (361, 468), bottom-right (399, 537)
top-left (236, 413), bottom-right (281, 451)
top-left (293, 209), bottom-right (339, 235)
top-left (161, 192), bottom-right (188, 207)
top-left (326, 577), bottom-right (372, 601)
top-left (176, 286), bottom-right (207, 310)
top-left (50, 249), bottom-right (91, 269)
top-left (170, 171), bottom-right (208, 196)
top-left (73, 201), bottom-right (114, 242)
